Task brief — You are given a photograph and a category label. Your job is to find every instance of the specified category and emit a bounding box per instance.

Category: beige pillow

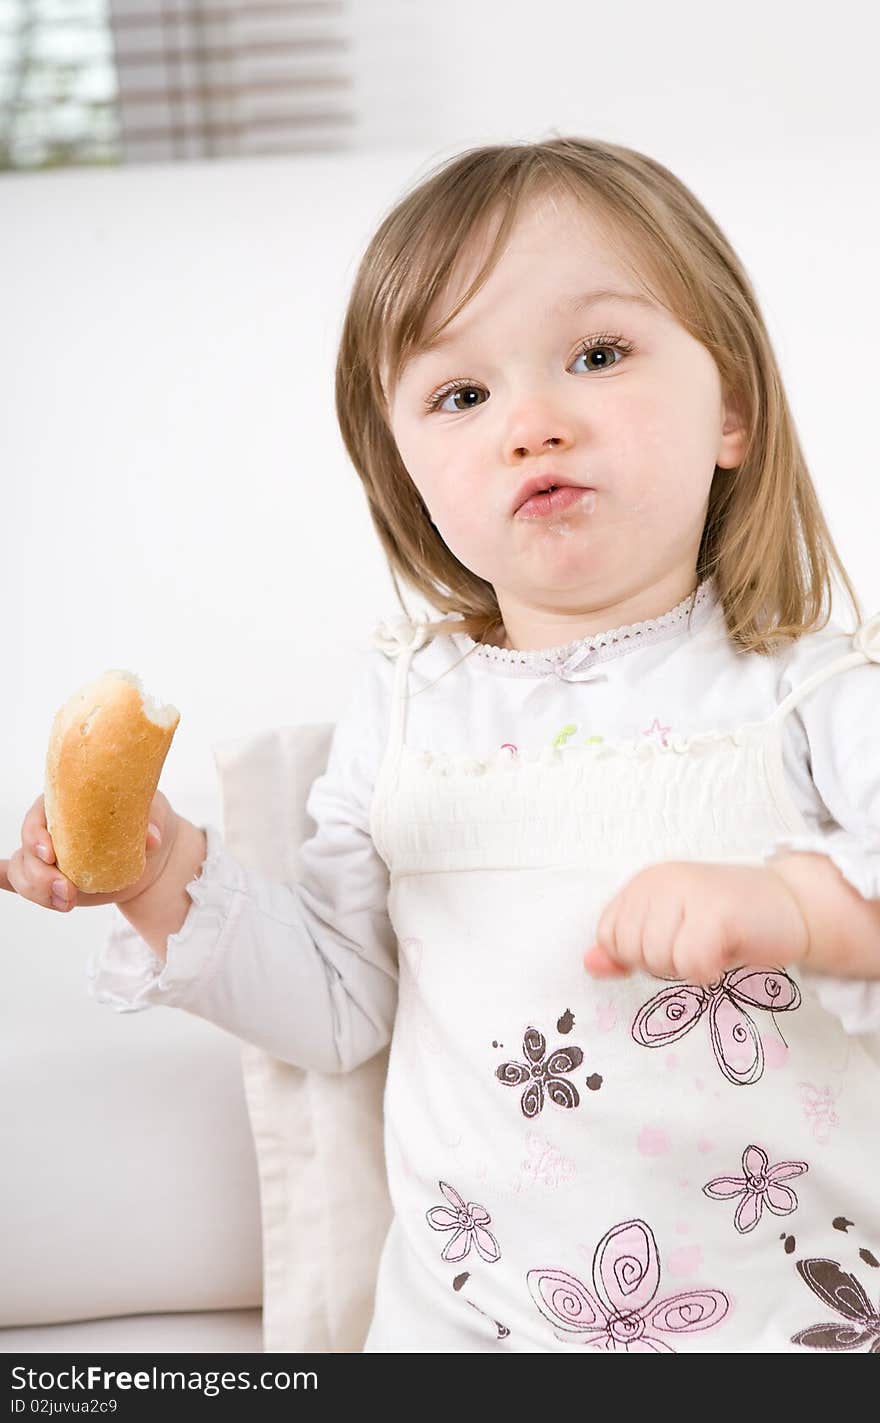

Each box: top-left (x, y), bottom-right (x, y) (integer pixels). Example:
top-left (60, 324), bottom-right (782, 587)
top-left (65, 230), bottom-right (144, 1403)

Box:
top-left (212, 725), bottom-right (392, 1353)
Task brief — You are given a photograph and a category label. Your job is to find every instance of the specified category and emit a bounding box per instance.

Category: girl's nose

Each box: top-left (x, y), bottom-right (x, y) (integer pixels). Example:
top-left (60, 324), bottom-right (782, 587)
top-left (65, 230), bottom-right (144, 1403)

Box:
top-left (505, 403), bottom-right (576, 461)
top-left (511, 432), bottom-right (568, 458)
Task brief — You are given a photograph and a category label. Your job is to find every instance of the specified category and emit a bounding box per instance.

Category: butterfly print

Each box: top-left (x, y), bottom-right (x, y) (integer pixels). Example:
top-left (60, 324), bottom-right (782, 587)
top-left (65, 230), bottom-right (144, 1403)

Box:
top-left (527, 1218), bottom-right (729, 1352)
top-left (631, 966), bottom-right (801, 1085)
top-left (791, 1258), bottom-right (880, 1351)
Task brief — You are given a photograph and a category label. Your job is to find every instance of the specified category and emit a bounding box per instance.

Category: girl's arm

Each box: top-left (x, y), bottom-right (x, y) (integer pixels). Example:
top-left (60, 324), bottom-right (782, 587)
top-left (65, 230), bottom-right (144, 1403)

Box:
top-left (769, 634), bottom-right (880, 903)
top-left (764, 634), bottom-right (880, 1029)
top-left (89, 651), bottom-right (398, 1076)
top-left (767, 848), bottom-right (880, 977)
top-left (117, 817), bottom-right (208, 958)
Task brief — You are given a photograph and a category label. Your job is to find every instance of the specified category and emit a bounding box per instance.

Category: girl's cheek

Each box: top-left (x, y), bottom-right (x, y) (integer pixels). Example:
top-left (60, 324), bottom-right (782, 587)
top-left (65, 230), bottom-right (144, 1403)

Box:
top-left (434, 509), bottom-right (500, 578)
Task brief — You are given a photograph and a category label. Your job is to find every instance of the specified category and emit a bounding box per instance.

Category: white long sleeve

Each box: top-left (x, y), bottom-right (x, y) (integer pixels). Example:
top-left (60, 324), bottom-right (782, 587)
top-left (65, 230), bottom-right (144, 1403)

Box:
top-left (763, 635), bottom-right (880, 1031)
top-left (88, 652), bottom-right (397, 1074)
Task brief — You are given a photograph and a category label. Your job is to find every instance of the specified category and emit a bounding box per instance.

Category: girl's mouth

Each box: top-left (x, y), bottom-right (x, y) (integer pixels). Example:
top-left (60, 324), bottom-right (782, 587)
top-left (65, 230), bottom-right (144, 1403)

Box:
top-left (516, 486), bottom-right (597, 519)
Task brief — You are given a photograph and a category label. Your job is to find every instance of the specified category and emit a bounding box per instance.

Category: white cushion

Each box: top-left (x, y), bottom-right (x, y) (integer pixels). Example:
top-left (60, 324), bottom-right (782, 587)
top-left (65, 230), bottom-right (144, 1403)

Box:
top-left (0, 816), bottom-right (263, 1328)
top-left (0, 1308), bottom-right (263, 1355)
top-left (212, 726), bottom-right (392, 1354)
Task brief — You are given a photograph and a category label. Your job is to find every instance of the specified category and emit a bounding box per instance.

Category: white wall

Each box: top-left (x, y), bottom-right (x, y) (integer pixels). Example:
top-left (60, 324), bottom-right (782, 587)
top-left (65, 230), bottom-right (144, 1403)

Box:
top-left (2, 1), bottom-right (878, 847)
top-left (351, 0), bottom-right (879, 162)
top-left (1, 149), bottom-right (428, 833)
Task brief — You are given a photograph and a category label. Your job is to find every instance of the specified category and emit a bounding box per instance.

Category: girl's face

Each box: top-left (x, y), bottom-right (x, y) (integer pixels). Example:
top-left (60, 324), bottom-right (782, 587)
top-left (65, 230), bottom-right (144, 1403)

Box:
top-left (387, 191), bottom-right (747, 649)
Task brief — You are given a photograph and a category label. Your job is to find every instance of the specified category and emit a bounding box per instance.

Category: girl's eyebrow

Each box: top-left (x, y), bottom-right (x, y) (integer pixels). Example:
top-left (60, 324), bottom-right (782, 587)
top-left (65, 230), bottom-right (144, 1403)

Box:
top-left (567, 287), bottom-right (658, 315)
top-left (414, 287), bottom-right (657, 360)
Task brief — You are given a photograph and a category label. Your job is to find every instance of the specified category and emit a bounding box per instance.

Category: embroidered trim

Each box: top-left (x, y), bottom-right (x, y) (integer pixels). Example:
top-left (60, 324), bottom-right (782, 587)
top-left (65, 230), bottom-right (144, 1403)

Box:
top-left (459, 578), bottom-right (716, 668)
top-left (406, 718), bottom-right (769, 776)
top-left (474, 579), bottom-right (715, 664)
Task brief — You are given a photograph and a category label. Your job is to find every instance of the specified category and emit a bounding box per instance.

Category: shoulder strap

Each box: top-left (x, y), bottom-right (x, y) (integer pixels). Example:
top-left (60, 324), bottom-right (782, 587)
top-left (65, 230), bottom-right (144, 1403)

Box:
top-left (768, 610), bottom-right (880, 726)
top-left (370, 616), bottom-right (431, 763)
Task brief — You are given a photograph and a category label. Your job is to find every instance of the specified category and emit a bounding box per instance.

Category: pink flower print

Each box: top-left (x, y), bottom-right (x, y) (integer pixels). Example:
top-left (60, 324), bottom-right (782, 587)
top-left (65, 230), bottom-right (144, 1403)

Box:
top-left (632, 966), bottom-right (801, 1086)
top-left (798, 1082), bottom-right (840, 1145)
top-left (426, 1181), bottom-right (501, 1264)
top-left (527, 1218), bottom-right (729, 1352)
top-left (703, 1144), bottom-right (808, 1233)
top-left (496, 1026), bottom-right (584, 1118)
top-left (518, 1132), bottom-right (577, 1190)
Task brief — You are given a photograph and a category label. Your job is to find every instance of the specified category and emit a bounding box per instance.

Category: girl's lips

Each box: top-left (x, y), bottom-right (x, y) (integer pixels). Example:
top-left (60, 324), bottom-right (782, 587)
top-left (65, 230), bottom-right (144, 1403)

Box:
top-left (515, 486), bottom-right (596, 519)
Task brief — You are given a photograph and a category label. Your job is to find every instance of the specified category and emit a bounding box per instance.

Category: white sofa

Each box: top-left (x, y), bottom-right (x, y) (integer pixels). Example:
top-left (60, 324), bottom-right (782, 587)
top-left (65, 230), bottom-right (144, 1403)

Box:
top-left (0, 788), bottom-right (264, 1353)
top-left (1, 713), bottom-right (395, 1355)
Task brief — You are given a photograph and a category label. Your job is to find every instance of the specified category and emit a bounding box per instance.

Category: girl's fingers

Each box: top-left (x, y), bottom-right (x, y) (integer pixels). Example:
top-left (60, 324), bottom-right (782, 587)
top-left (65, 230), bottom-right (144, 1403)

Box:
top-left (584, 944), bottom-right (629, 977)
top-left (4, 840), bottom-right (76, 911)
top-left (49, 874), bottom-right (76, 911)
top-left (7, 791), bottom-right (161, 913)
top-left (22, 795), bottom-right (55, 865)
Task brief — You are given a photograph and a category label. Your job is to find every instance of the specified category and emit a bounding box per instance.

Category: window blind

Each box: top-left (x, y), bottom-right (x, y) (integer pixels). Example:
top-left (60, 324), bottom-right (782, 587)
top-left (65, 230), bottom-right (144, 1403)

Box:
top-left (108, 0), bottom-right (354, 161)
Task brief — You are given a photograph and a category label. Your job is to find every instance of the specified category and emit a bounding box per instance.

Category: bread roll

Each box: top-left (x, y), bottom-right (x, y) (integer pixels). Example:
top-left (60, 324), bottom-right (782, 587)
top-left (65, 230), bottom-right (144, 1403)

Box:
top-left (44, 670), bottom-right (180, 893)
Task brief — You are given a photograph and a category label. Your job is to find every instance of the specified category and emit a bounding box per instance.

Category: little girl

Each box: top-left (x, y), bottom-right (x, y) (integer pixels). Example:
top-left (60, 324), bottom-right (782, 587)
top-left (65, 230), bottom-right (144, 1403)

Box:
top-left (6, 137), bottom-right (880, 1353)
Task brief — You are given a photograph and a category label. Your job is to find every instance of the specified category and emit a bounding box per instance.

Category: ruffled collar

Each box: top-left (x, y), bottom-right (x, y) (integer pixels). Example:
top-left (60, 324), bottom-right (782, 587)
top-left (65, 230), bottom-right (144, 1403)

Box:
top-left (453, 577), bottom-right (719, 680)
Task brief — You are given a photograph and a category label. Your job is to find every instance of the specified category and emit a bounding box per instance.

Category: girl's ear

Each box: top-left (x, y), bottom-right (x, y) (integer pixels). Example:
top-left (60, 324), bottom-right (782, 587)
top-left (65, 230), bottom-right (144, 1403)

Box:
top-left (717, 390), bottom-right (748, 470)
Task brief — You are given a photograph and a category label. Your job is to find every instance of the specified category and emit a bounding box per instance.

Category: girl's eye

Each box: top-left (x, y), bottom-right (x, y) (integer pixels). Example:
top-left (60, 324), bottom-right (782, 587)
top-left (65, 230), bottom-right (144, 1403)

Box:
top-left (570, 333), bottom-right (635, 374)
top-left (422, 333), bottom-right (635, 414)
top-left (428, 383), bottom-right (487, 414)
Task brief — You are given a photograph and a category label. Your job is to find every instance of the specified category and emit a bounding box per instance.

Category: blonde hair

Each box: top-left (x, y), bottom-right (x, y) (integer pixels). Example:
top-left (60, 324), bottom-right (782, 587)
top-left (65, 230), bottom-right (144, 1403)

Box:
top-left (334, 136), bottom-right (862, 654)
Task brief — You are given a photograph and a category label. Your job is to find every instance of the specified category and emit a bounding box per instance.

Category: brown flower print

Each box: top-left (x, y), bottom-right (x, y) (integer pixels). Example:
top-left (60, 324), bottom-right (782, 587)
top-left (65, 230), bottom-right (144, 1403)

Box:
top-left (791, 1258), bottom-right (880, 1351)
top-left (426, 1181), bottom-right (501, 1264)
top-left (703, 1144), bottom-right (808, 1233)
top-left (496, 1026), bottom-right (584, 1118)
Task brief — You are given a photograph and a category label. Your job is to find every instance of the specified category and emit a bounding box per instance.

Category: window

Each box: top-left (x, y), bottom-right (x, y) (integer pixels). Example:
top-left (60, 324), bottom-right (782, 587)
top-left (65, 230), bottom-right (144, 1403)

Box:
top-left (0, 0), bottom-right (120, 170)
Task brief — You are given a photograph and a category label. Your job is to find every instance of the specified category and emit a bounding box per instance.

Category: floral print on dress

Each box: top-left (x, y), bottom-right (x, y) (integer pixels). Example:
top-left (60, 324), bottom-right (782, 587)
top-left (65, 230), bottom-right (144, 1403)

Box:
top-left (426, 1181), bottom-right (501, 1264)
top-left (702, 1145), bottom-right (808, 1233)
top-left (496, 1026), bottom-right (584, 1118)
top-left (512, 1132), bottom-right (577, 1194)
top-left (791, 1258), bottom-right (880, 1351)
top-left (631, 966), bottom-right (801, 1086)
top-left (527, 1218), bottom-right (729, 1352)
top-left (798, 1082), bottom-right (840, 1145)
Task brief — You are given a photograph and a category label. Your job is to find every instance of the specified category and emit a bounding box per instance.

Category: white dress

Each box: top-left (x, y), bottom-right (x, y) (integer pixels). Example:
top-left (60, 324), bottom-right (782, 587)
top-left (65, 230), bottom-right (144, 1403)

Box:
top-left (91, 578), bottom-right (880, 1352)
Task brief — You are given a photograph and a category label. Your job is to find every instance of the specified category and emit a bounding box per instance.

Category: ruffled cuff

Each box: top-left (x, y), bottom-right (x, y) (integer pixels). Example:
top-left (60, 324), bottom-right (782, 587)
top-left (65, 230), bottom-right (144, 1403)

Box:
top-left (805, 977), bottom-right (880, 1035)
top-left (765, 831), bottom-right (880, 1034)
top-left (86, 822), bottom-right (240, 1012)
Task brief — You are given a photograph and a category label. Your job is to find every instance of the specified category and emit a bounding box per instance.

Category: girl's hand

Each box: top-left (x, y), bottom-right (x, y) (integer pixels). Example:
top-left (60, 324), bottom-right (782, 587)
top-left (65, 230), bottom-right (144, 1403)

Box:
top-left (584, 861), bottom-right (810, 984)
top-left (0, 790), bottom-right (179, 913)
